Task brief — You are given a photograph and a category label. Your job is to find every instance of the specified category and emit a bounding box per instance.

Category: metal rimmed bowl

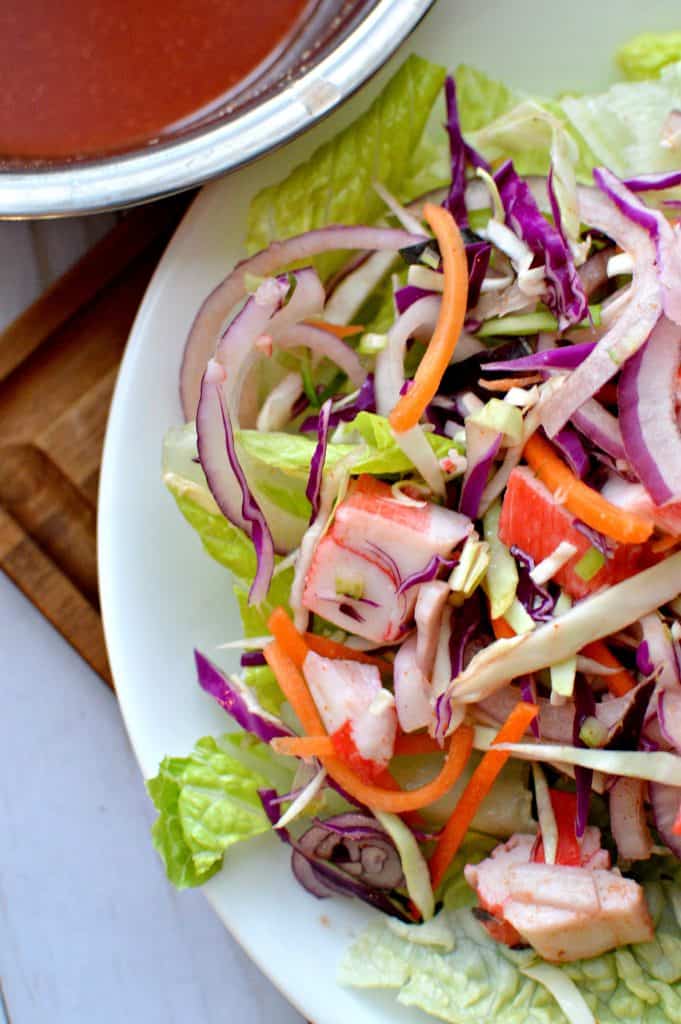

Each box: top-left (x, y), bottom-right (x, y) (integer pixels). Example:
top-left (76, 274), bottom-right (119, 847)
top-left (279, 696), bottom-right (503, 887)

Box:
top-left (0, 0), bottom-right (435, 219)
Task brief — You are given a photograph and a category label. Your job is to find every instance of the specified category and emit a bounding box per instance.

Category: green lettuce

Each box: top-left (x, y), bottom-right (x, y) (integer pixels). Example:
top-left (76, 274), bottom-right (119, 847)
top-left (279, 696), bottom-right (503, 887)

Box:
top-left (617, 32), bottom-right (681, 80)
top-left (148, 733), bottom-right (289, 888)
top-left (340, 832), bottom-right (681, 1024)
top-left (560, 61), bottom-right (681, 177)
top-left (245, 54), bottom-right (446, 279)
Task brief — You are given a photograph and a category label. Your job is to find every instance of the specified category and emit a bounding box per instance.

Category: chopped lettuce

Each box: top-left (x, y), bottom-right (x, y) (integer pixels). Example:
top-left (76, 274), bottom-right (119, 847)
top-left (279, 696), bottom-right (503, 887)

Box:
top-left (246, 55), bottom-right (446, 279)
top-left (337, 411), bottom-right (453, 475)
top-left (617, 32), bottom-right (681, 80)
top-left (455, 64), bottom-right (520, 133)
top-left (560, 61), bottom-right (681, 176)
top-left (148, 733), bottom-right (289, 888)
top-left (340, 860), bottom-right (681, 1024)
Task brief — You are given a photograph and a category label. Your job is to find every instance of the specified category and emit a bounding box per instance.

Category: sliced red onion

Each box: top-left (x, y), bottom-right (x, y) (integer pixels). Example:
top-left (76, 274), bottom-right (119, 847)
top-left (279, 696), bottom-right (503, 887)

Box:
top-left (482, 342), bottom-right (596, 374)
top-left (275, 322), bottom-right (366, 389)
top-left (196, 359), bottom-right (275, 604)
top-left (622, 170), bottom-right (681, 192)
top-left (658, 690), bottom-right (681, 752)
top-left (180, 225), bottom-right (426, 418)
top-left (552, 426), bottom-right (589, 478)
top-left (571, 518), bottom-right (612, 558)
top-left (540, 185), bottom-right (662, 438)
top-left (609, 778), bottom-right (652, 861)
top-left (396, 554), bottom-right (457, 596)
top-left (305, 399), bottom-right (332, 523)
top-left (324, 248), bottom-right (397, 326)
top-left (571, 398), bottom-right (625, 461)
top-left (594, 167), bottom-right (681, 327)
top-left (374, 295), bottom-right (445, 494)
top-left (618, 315), bottom-right (681, 504)
top-left (649, 781), bottom-right (681, 859)
top-left (641, 612), bottom-right (680, 691)
top-left (195, 650), bottom-right (292, 742)
top-left (459, 423), bottom-right (502, 520)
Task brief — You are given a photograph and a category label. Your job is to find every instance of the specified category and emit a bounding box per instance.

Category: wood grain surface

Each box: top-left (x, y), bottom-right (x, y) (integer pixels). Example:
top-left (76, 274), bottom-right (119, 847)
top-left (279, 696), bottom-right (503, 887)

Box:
top-left (0, 197), bottom-right (190, 687)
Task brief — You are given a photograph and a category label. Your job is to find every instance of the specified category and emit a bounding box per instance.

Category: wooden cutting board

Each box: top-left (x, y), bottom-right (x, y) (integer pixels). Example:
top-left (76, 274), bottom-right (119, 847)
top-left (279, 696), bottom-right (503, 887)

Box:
top-left (0, 196), bottom-right (191, 687)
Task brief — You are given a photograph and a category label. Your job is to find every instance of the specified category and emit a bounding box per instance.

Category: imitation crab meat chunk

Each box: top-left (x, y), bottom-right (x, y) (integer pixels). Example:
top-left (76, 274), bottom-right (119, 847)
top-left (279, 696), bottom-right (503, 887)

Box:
top-left (302, 475), bottom-right (471, 642)
top-left (465, 833), bottom-right (653, 961)
top-left (303, 651), bottom-right (397, 779)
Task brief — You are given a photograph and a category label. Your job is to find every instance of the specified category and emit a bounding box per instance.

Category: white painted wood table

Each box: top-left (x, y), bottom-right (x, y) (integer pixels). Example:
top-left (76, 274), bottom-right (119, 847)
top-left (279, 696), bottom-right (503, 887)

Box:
top-left (0, 218), bottom-right (304, 1024)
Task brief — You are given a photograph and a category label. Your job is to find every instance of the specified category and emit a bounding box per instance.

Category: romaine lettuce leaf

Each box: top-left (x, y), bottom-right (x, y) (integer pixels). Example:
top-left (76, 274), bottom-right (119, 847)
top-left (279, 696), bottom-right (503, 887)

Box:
top-left (337, 411), bottom-right (453, 475)
top-left (148, 733), bottom-right (284, 888)
top-left (245, 54), bottom-right (446, 279)
top-left (340, 837), bottom-right (681, 1024)
top-left (617, 32), bottom-right (681, 80)
top-left (560, 61), bottom-right (681, 177)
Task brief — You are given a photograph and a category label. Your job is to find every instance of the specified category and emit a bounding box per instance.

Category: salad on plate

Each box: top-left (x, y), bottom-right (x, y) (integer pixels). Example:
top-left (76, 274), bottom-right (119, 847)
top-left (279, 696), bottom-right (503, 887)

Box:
top-left (151, 31), bottom-right (681, 1024)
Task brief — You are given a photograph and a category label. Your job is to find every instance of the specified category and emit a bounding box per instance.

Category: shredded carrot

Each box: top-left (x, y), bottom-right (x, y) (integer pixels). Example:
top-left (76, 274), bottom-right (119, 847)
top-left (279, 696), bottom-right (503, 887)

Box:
top-left (265, 639), bottom-right (474, 811)
top-left (264, 642), bottom-right (325, 736)
top-left (304, 635), bottom-right (393, 675)
top-left (271, 735), bottom-right (335, 758)
top-left (580, 640), bottom-right (636, 697)
top-left (267, 606), bottom-right (393, 674)
top-left (491, 617), bottom-right (516, 640)
top-left (524, 433), bottom-right (652, 545)
top-left (479, 374), bottom-right (542, 392)
top-left (651, 533), bottom-right (679, 554)
top-left (389, 203), bottom-right (469, 433)
top-left (394, 733), bottom-right (443, 757)
top-left (305, 319), bottom-right (364, 338)
top-left (429, 702), bottom-right (539, 891)
top-left (321, 726), bottom-right (474, 812)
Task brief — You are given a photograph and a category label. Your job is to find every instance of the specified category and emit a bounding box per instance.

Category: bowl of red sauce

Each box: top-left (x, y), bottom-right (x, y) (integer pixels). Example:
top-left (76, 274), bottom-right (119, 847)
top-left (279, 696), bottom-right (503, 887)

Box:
top-left (0, 0), bottom-right (434, 217)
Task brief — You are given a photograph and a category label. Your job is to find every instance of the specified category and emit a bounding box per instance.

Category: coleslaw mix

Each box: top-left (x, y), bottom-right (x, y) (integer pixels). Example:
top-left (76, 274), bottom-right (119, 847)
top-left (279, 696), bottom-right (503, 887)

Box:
top-left (152, 32), bottom-right (681, 1024)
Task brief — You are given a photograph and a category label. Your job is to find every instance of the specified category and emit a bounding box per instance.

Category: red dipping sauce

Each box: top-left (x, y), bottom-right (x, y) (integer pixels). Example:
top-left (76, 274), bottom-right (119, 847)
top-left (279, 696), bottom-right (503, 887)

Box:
top-left (0, 0), bottom-right (309, 159)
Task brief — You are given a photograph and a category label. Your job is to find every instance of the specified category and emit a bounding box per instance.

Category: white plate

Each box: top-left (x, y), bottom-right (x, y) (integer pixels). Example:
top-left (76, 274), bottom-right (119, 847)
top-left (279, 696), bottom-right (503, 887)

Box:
top-left (99, 3), bottom-right (677, 1021)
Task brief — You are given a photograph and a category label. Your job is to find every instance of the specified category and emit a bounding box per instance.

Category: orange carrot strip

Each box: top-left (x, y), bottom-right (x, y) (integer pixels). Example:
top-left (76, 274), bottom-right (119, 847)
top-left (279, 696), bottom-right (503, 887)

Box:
top-left (394, 733), bottom-right (443, 757)
top-left (268, 607), bottom-right (310, 667)
top-left (271, 735), bottom-right (335, 758)
top-left (305, 319), bottom-right (364, 338)
top-left (389, 204), bottom-right (469, 433)
top-left (580, 640), bottom-right (636, 697)
top-left (264, 639), bottom-right (474, 811)
top-left (491, 617), bottom-right (516, 640)
top-left (524, 433), bottom-right (652, 545)
top-left (429, 703), bottom-right (539, 891)
top-left (304, 635), bottom-right (393, 676)
top-left (264, 642), bottom-right (325, 736)
top-left (479, 374), bottom-right (542, 392)
top-left (321, 726), bottom-right (474, 812)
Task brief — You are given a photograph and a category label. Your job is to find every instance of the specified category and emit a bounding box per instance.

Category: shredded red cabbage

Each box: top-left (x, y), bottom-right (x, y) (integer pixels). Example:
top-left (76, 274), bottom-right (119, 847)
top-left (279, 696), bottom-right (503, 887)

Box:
top-left (240, 651), bottom-right (267, 667)
top-left (459, 428), bottom-right (502, 519)
top-left (305, 398), bottom-right (333, 522)
top-left (482, 341), bottom-right (596, 374)
top-left (510, 546), bottom-right (557, 622)
top-left (636, 640), bottom-right (654, 676)
top-left (466, 241), bottom-right (492, 309)
top-left (443, 76), bottom-right (490, 227)
top-left (396, 554), bottom-right (458, 595)
top-left (552, 426), bottom-right (590, 479)
top-left (494, 160), bottom-right (589, 331)
top-left (395, 284), bottom-right (438, 314)
top-left (300, 375), bottom-right (375, 433)
top-left (195, 650), bottom-right (292, 742)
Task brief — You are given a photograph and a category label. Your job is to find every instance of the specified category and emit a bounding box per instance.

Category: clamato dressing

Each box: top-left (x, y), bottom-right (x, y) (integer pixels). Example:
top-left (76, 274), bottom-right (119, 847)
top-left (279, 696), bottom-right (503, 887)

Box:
top-left (0, 0), bottom-right (308, 159)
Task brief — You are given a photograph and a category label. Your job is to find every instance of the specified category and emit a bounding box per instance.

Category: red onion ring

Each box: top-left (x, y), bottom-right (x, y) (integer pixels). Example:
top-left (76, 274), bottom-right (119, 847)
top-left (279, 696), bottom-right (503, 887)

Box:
top-left (180, 225), bottom-right (426, 418)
